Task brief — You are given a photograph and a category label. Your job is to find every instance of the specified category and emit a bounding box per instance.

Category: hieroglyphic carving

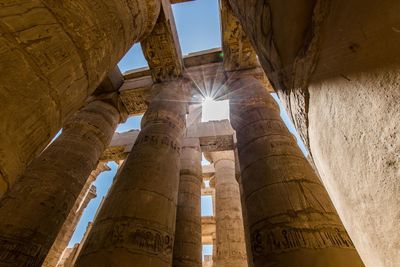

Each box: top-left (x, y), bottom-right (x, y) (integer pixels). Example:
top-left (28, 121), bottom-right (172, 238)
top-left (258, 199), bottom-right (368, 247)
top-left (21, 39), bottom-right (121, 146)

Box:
top-left (0, 237), bottom-right (43, 266)
top-left (111, 221), bottom-right (174, 256)
top-left (199, 135), bottom-right (235, 152)
top-left (82, 220), bottom-right (173, 260)
top-left (220, 0), bottom-right (258, 71)
top-left (141, 0), bottom-right (183, 82)
top-left (251, 226), bottom-right (355, 255)
top-left (120, 86), bottom-right (150, 115)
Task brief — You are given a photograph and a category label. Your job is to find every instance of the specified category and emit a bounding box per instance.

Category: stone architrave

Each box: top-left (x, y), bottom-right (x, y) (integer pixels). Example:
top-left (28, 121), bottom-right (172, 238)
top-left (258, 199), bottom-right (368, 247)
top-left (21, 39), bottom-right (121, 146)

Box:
top-left (0, 0), bottom-right (160, 195)
top-left (75, 81), bottom-right (188, 267)
top-left (228, 76), bottom-right (364, 267)
top-left (173, 138), bottom-right (202, 267)
top-left (209, 151), bottom-right (248, 267)
top-left (42, 162), bottom-right (110, 267)
top-left (0, 96), bottom-right (122, 266)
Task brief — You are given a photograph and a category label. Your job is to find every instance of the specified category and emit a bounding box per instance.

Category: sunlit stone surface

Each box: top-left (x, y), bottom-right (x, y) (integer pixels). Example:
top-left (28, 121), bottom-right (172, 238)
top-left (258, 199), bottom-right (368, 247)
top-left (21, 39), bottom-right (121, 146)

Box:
top-left (0, 1), bottom-right (398, 266)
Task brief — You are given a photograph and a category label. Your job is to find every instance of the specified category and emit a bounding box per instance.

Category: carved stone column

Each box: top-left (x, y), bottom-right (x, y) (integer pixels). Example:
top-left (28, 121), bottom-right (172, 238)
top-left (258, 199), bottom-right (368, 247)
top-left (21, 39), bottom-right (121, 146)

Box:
top-left (75, 81), bottom-right (188, 267)
top-left (229, 76), bottom-right (364, 267)
top-left (210, 151), bottom-right (248, 267)
top-left (212, 232), bottom-right (217, 266)
top-left (228, 2), bottom-right (400, 265)
top-left (173, 138), bottom-right (202, 267)
top-left (0, 96), bottom-right (121, 266)
top-left (42, 162), bottom-right (110, 267)
top-left (0, 0), bottom-right (160, 195)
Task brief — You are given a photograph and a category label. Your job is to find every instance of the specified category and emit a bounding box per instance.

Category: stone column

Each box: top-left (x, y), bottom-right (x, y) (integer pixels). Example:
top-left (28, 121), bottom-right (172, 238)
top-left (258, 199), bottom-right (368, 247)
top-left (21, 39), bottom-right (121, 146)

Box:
top-left (75, 81), bottom-right (188, 267)
top-left (228, 2), bottom-right (400, 265)
top-left (229, 76), bottom-right (364, 267)
top-left (0, 97), bottom-right (121, 266)
top-left (212, 233), bottom-right (217, 266)
top-left (173, 138), bottom-right (202, 267)
top-left (42, 162), bottom-right (110, 267)
top-left (0, 0), bottom-right (160, 195)
top-left (210, 151), bottom-right (248, 267)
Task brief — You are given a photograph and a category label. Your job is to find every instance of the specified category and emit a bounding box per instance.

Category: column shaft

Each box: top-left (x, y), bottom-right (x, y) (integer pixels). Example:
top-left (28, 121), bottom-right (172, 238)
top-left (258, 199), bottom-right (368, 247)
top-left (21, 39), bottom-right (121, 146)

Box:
top-left (42, 162), bottom-right (109, 267)
top-left (173, 138), bottom-right (202, 267)
top-left (229, 77), bottom-right (364, 267)
top-left (75, 81), bottom-right (187, 267)
top-left (227, 2), bottom-right (400, 265)
top-left (0, 0), bottom-right (160, 194)
top-left (211, 151), bottom-right (248, 267)
top-left (0, 100), bottom-right (120, 267)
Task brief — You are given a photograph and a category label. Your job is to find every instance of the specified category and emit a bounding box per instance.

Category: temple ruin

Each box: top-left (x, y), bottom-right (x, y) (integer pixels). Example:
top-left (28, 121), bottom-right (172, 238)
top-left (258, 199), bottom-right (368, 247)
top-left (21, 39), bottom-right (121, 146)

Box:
top-left (0, 0), bottom-right (399, 266)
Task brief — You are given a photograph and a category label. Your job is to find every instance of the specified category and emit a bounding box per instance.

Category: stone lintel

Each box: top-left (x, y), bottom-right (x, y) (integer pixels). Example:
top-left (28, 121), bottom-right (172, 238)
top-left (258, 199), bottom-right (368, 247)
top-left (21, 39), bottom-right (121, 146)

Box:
top-left (100, 130), bottom-right (140, 161)
top-left (101, 120), bottom-right (235, 161)
top-left (119, 76), bottom-right (153, 115)
top-left (171, 0), bottom-right (194, 4)
top-left (220, 0), bottom-right (258, 71)
top-left (141, 0), bottom-right (183, 82)
top-left (122, 48), bottom-right (223, 81)
top-left (187, 120), bottom-right (235, 152)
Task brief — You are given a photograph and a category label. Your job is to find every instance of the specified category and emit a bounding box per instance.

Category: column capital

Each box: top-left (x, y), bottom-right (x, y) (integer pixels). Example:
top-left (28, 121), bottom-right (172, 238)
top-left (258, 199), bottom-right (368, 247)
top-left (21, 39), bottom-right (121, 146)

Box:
top-left (207, 151), bottom-right (235, 165)
top-left (86, 92), bottom-right (129, 123)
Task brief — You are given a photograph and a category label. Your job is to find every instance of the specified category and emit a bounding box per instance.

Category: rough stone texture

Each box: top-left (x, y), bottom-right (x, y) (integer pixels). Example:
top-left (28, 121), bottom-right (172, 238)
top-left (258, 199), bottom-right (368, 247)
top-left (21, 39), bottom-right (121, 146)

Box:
top-left (0, 0), bottom-right (160, 195)
top-left (308, 72), bottom-right (400, 267)
top-left (173, 138), bottom-right (202, 267)
top-left (228, 1), bottom-right (400, 266)
top-left (42, 162), bottom-right (109, 267)
top-left (210, 151), bottom-right (248, 267)
top-left (142, 0), bottom-right (183, 82)
top-left (120, 76), bottom-right (153, 116)
top-left (75, 81), bottom-right (188, 267)
top-left (229, 76), bottom-right (364, 267)
top-left (102, 119), bottom-right (236, 162)
top-left (101, 130), bottom-right (140, 162)
top-left (187, 120), bottom-right (235, 152)
top-left (0, 99), bottom-right (120, 266)
top-left (220, 0), bottom-right (258, 72)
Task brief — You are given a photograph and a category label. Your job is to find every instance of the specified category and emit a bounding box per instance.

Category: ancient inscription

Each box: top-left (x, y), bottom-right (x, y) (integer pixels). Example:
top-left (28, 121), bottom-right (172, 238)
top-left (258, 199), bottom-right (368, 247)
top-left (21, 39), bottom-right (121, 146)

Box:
top-left (0, 237), bottom-right (43, 266)
top-left (251, 226), bottom-right (355, 255)
top-left (134, 134), bottom-right (180, 154)
top-left (111, 221), bottom-right (173, 256)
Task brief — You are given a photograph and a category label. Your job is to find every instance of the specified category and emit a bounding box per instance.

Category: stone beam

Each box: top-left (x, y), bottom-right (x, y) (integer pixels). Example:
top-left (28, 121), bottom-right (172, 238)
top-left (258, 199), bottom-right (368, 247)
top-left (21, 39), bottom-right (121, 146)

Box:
top-left (171, 0), bottom-right (194, 4)
top-left (220, 0), bottom-right (258, 71)
top-left (187, 120), bottom-right (235, 152)
top-left (119, 76), bottom-right (153, 115)
top-left (141, 0), bottom-right (183, 82)
top-left (118, 51), bottom-right (272, 116)
top-left (101, 120), bottom-right (235, 161)
top-left (100, 130), bottom-right (140, 161)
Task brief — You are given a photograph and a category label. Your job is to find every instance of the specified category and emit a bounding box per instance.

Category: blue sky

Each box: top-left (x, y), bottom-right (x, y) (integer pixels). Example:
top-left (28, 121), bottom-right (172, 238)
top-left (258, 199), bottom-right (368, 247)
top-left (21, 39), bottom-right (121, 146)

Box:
top-left (69, 0), bottom-right (307, 258)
